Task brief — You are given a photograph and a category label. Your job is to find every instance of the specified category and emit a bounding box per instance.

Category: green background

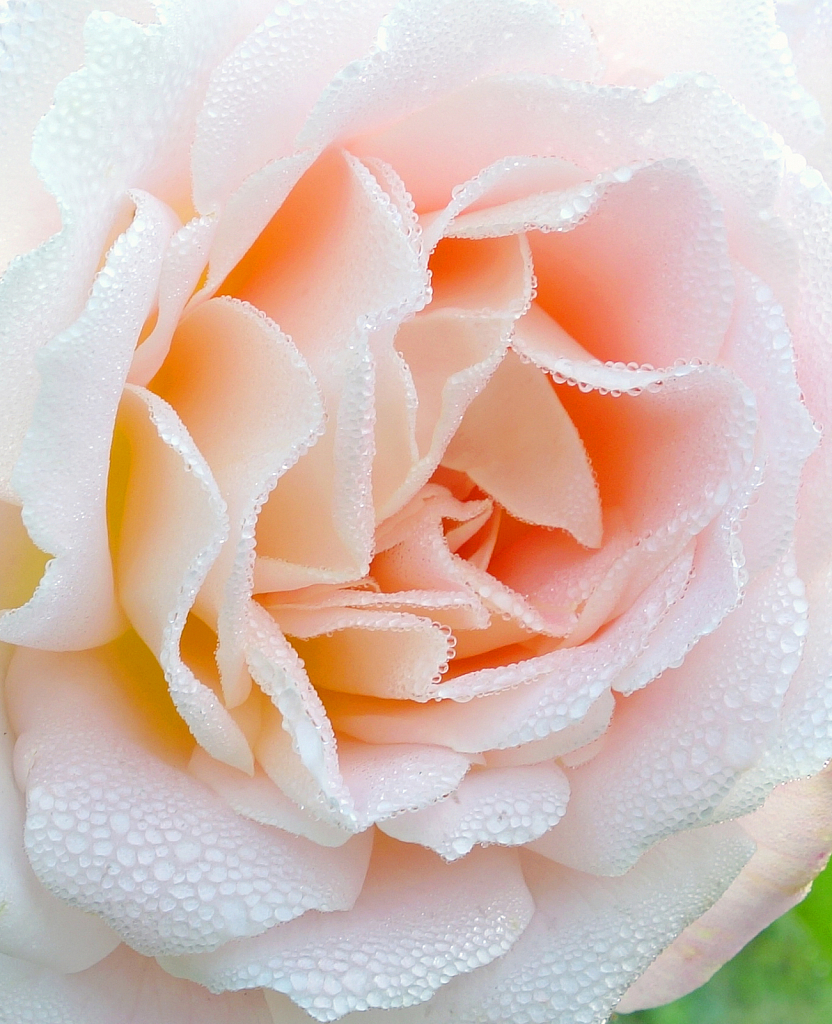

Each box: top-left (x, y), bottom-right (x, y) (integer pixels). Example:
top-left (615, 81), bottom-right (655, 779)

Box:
top-left (614, 855), bottom-right (832, 1024)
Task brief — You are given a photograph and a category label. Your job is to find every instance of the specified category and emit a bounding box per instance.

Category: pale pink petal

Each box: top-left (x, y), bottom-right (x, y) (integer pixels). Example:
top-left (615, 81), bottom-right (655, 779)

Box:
top-left (246, 602), bottom-right (354, 827)
top-left (331, 549), bottom-right (694, 753)
top-left (580, 0), bottom-right (823, 151)
top-left (533, 555), bottom-right (808, 875)
top-left (230, 151), bottom-right (427, 590)
top-left (778, 0), bottom-right (832, 178)
top-left (116, 385), bottom-right (252, 773)
top-left (6, 646), bottom-right (372, 958)
top-left (159, 839), bottom-right (534, 1022)
top-left (613, 515), bottom-right (742, 695)
top-left (618, 765), bottom-right (832, 1012)
top-left (150, 296), bottom-right (324, 708)
top-left (336, 738), bottom-right (471, 829)
top-left (0, 0), bottom-right (268, 500)
top-left (527, 160), bottom-right (734, 367)
top-left (393, 824), bottom-right (752, 1024)
top-left (299, 0), bottom-right (600, 152)
top-left (382, 313), bottom-right (512, 519)
top-left (380, 762), bottom-right (570, 859)
top-left (485, 690), bottom-right (615, 768)
top-left (353, 75), bottom-right (784, 263)
top-left (0, 944), bottom-right (273, 1024)
top-left (420, 156), bottom-right (589, 251)
top-left (443, 347), bottom-right (601, 544)
top-left (0, 648), bottom-right (120, 973)
top-left (719, 265), bottom-right (818, 577)
top-left (188, 750), bottom-right (354, 848)
top-left (128, 214), bottom-right (217, 386)
top-left (192, 0), bottom-right (393, 211)
top-left (0, 191), bottom-right (176, 650)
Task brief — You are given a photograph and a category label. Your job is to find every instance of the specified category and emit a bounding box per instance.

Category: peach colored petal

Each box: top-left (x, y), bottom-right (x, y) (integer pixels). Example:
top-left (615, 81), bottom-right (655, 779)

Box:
top-left (196, 151), bottom-right (318, 306)
top-left (618, 765), bottom-right (832, 1013)
top-left (158, 839), bottom-right (534, 1022)
top-left (580, 0), bottom-right (823, 151)
top-left (331, 548), bottom-right (694, 754)
top-left (0, 943), bottom-right (274, 1024)
top-left (299, 0), bottom-right (601, 152)
top-left (150, 296), bottom-right (325, 708)
top-left (533, 555), bottom-right (807, 875)
top-left (527, 160), bottom-right (733, 367)
top-left (400, 824), bottom-right (752, 1024)
top-left (276, 610), bottom-right (452, 702)
top-left (379, 762), bottom-right (570, 859)
top-left (381, 312), bottom-right (513, 518)
top-left (6, 646), bottom-right (372, 959)
top-left (443, 348), bottom-right (601, 545)
top-left (231, 151), bottom-right (427, 589)
top-left (0, 0), bottom-right (272, 500)
top-left (116, 385), bottom-right (252, 773)
top-left (0, 191), bottom-right (176, 650)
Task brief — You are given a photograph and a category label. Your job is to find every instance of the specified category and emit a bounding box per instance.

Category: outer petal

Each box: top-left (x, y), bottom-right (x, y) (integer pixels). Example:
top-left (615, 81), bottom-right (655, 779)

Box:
top-left (533, 555), bottom-right (807, 875)
top-left (0, 944), bottom-right (272, 1024)
top-left (580, 0), bottom-right (823, 151)
top-left (299, 0), bottom-right (601, 151)
top-left (618, 764), bottom-right (832, 1012)
top-left (328, 824), bottom-right (753, 1024)
top-left (0, 647), bottom-right (120, 973)
top-left (0, 192), bottom-right (175, 650)
top-left (6, 646), bottom-right (372, 958)
top-left (159, 840), bottom-right (534, 1022)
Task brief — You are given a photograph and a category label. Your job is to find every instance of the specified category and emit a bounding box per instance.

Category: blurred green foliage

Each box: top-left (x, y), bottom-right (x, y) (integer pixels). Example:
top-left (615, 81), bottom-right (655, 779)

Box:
top-left (614, 854), bottom-right (832, 1024)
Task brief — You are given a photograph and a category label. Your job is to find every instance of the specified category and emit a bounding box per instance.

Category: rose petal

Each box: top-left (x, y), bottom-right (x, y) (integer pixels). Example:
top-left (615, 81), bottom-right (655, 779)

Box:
top-left (188, 750), bottom-right (354, 849)
top-left (380, 762), bottom-right (570, 859)
top-left (443, 347), bottom-right (601, 544)
top-left (0, 944), bottom-right (273, 1024)
top-left (353, 74), bottom-right (784, 257)
top-left (720, 264), bottom-right (818, 576)
top-left (192, 0), bottom-right (393, 211)
top-left (158, 838), bottom-right (534, 1022)
top-left (0, 191), bottom-right (176, 650)
top-left (150, 295), bottom-right (325, 708)
top-left (533, 554), bottom-right (808, 875)
top-left (618, 764), bottom-right (832, 1012)
top-left (115, 385), bottom-right (252, 773)
top-left (299, 0), bottom-right (601, 152)
top-left (388, 823), bottom-right (753, 1024)
top-left (127, 214), bottom-right (217, 386)
top-left (7, 646), bottom-right (372, 958)
top-left (331, 547), bottom-right (694, 753)
top-left (0, 646), bottom-right (120, 973)
top-left (275, 608), bottom-right (452, 702)
top-left (580, 0), bottom-right (823, 151)
top-left (229, 150), bottom-right (427, 589)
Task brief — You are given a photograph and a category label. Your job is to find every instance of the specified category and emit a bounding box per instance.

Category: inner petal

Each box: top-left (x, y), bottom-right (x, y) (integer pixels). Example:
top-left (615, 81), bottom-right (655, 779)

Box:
top-left (442, 347), bottom-right (602, 546)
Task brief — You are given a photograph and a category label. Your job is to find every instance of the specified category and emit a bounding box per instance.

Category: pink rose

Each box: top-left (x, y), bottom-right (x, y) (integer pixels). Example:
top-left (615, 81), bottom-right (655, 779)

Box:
top-left (2, 1), bottom-right (832, 1022)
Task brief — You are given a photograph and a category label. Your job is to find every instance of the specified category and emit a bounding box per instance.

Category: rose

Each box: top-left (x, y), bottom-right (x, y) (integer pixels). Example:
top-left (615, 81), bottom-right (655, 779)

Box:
top-left (2, 1), bottom-right (832, 1022)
